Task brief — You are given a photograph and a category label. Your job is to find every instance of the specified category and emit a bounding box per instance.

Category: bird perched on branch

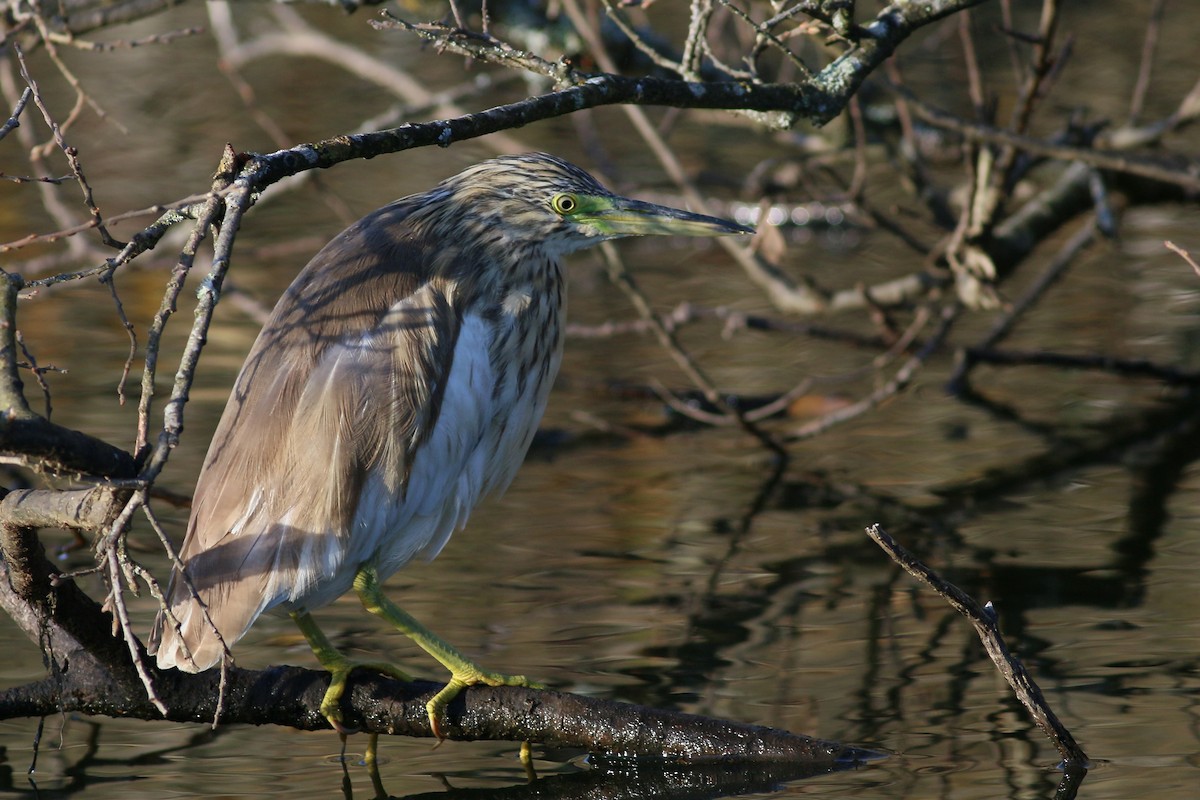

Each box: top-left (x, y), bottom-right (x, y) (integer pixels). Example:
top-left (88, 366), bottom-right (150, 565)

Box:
top-left (148, 152), bottom-right (751, 736)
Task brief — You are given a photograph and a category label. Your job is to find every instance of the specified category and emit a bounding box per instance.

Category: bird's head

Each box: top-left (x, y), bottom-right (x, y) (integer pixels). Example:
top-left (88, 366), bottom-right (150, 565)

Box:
top-left (425, 153), bottom-right (753, 258)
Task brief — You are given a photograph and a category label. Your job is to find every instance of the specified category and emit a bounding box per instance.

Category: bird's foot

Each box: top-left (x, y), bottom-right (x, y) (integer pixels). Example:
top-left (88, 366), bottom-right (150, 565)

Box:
top-left (348, 566), bottom-right (545, 738)
top-left (293, 609), bottom-right (415, 733)
top-left (319, 656), bottom-right (414, 734)
top-left (426, 665), bottom-right (543, 739)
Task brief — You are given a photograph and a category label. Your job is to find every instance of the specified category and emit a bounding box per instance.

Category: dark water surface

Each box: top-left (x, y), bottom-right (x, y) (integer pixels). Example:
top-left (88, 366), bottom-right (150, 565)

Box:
top-left (1, 2), bottom-right (1199, 798)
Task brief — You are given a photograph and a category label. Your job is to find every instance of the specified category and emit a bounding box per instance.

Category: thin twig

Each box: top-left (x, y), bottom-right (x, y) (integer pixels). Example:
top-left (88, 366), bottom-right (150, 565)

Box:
top-left (897, 86), bottom-right (1200, 192)
top-left (218, 5), bottom-right (527, 158)
top-left (372, 13), bottom-right (571, 86)
top-left (958, 9), bottom-right (987, 121)
top-left (0, 171), bottom-right (71, 184)
top-left (1006, 0), bottom-right (1061, 137)
top-left (1165, 241), bottom-right (1200, 277)
top-left (865, 524), bottom-right (1089, 766)
top-left (600, 0), bottom-right (688, 75)
top-left (14, 331), bottom-right (52, 419)
top-left (0, 86), bottom-right (31, 141)
top-left (138, 151), bottom-right (252, 488)
top-left (141, 501), bottom-right (230, 686)
top-left (12, 45), bottom-right (123, 249)
top-left (43, 26), bottom-right (205, 52)
top-left (959, 346), bottom-right (1200, 386)
top-left (947, 217), bottom-right (1098, 390)
top-left (599, 245), bottom-right (786, 457)
top-left (2, 51), bottom-right (95, 263)
top-left (1128, 0), bottom-right (1169, 123)
top-left (845, 95), bottom-right (869, 199)
top-left (103, 270), bottom-right (139, 407)
top-left (2, 191), bottom-right (226, 256)
top-left (135, 149), bottom-right (236, 455)
top-left (104, 522), bottom-right (168, 716)
top-left (680, 0), bottom-right (715, 80)
top-left (27, 9), bottom-right (128, 137)
top-left (714, 0), bottom-right (813, 77)
top-left (786, 303), bottom-right (960, 442)
top-left (997, 0), bottom-right (1024, 85)
top-left (567, 300), bottom-right (901, 351)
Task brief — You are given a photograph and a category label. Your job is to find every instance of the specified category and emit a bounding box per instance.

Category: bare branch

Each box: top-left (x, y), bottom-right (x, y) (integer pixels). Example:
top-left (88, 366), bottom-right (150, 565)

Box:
top-left (373, 0), bottom-right (993, 128)
top-left (866, 524), bottom-right (1089, 766)
top-left (0, 85), bottom-right (31, 141)
top-left (899, 87), bottom-right (1200, 191)
top-left (0, 271), bottom-right (137, 477)
top-left (785, 304), bottom-right (960, 443)
top-left (1166, 240), bottom-right (1200, 277)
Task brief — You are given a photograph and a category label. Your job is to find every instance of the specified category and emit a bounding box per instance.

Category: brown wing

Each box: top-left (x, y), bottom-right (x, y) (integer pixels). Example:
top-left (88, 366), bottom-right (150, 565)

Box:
top-left (150, 199), bottom-right (464, 671)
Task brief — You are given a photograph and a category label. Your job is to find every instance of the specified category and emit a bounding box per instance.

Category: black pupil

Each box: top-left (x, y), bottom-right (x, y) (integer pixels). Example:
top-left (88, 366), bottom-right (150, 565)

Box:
top-left (559, 197), bottom-right (574, 212)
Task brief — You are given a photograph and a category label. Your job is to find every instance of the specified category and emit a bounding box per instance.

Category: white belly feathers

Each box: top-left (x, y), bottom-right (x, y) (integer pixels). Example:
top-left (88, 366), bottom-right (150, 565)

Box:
top-left (290, 299), bottom-right (563, 612)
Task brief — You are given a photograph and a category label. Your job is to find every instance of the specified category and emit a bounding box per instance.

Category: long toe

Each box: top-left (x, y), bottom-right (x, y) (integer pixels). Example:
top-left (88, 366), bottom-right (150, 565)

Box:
top-left (425, 668), bottom-right (543, 738)
top-left (320, 660), bottom-right (414, 733)
top-left (425, 677), bottom-right (468, 739)
top-left (320, 665), bottom-right (356, 733)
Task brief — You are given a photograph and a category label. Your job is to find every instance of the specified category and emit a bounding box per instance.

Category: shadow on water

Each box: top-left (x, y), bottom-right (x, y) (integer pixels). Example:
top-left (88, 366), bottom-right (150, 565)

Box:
top-left (6, 714), bottom-right (884, 800)
top-left (6, 717), bottom-right (1091, 800)
top-left (4, 719), bottom-right (219, 797)
top-left (363, 754), bottom-right (876, 800)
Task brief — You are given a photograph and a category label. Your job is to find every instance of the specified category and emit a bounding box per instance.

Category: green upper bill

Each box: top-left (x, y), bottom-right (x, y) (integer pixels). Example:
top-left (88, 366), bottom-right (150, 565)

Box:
top-left (576, 195), bottom-right (754, 238)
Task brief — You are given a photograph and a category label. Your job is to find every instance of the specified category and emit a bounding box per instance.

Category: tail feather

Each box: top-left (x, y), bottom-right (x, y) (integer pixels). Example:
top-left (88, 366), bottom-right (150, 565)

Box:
top-left (148, 592), bottom-right (231, 673)
top-left (148, 523), bottom-right (305, 673)
top-left (148, 546), bottom-right (275, 672)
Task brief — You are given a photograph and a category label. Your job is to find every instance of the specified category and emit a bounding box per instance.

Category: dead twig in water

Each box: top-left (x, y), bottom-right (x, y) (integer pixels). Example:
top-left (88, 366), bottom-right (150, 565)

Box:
top-left (865, 523), bottom-right (1089, 768)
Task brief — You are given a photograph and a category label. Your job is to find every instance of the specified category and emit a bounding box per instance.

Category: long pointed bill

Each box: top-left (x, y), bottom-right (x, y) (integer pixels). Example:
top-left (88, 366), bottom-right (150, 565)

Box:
top-left (580, 196), bottom-right (754, 238)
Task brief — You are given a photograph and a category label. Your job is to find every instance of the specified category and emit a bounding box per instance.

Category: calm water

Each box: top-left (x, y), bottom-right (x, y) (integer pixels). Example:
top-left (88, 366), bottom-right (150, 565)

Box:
top-left (1, 2), bottom-right (1199, 798)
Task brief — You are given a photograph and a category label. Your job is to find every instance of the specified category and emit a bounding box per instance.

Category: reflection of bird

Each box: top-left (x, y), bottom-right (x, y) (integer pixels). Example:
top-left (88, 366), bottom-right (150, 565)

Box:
top-left (148, 153), bottom-right (751, 735)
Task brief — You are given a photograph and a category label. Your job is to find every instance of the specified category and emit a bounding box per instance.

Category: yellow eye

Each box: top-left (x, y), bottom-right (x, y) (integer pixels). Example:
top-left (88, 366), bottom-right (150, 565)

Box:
top-left (551, 193), bottom-right (578, 215)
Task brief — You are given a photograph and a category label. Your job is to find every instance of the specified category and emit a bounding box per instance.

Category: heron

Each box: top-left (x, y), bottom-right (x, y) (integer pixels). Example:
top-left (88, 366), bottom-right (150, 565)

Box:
top-left (148, 152), bottom-right (751, 736)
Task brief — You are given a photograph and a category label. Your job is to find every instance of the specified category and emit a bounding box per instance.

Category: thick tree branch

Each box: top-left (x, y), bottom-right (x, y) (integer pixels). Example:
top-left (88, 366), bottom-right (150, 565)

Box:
top-left (0, 270), bottom-right (137, 478)
top-left (374, 0), bottom-right (991, 128)
top-left (0, 479), bottom-right (874, 760)
top-left (0, 492), bottom-right (134, 680)
top-left (0, 663), bottom-right (876, 763)
top-left (0, 544), bottom-right (876, 763)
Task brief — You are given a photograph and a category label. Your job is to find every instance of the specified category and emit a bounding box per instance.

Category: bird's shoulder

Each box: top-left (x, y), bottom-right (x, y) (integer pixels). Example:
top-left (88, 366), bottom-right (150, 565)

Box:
top-left (277, 201), bottom-right (439, 334)
top-left (181, 200), bottom-right (478, 555)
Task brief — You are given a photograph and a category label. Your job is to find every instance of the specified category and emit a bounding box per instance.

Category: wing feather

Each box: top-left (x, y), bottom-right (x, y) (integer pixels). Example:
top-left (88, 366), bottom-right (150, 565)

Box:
top-left (150, 199), bottom-right (469, 671)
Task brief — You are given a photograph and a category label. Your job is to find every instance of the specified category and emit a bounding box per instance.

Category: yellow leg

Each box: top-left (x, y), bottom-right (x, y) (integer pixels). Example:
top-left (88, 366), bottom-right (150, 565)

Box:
top-left (291, 610), bottom-right (413, 733)
top-left (519, 740), bottom-right (537, 782)
top-left (353, 565), bottom-right (540, 738)
top-left (365, 733), bottom-right (388, 800)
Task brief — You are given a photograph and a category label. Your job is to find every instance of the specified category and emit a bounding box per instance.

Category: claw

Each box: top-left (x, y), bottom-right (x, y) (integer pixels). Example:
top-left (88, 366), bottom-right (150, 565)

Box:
top-left (319, 660), bottom-right (412, 733)
top-left (293, 610), bottom-right (413, 732)
top-left (424, 670), bottom-right (539, 739)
